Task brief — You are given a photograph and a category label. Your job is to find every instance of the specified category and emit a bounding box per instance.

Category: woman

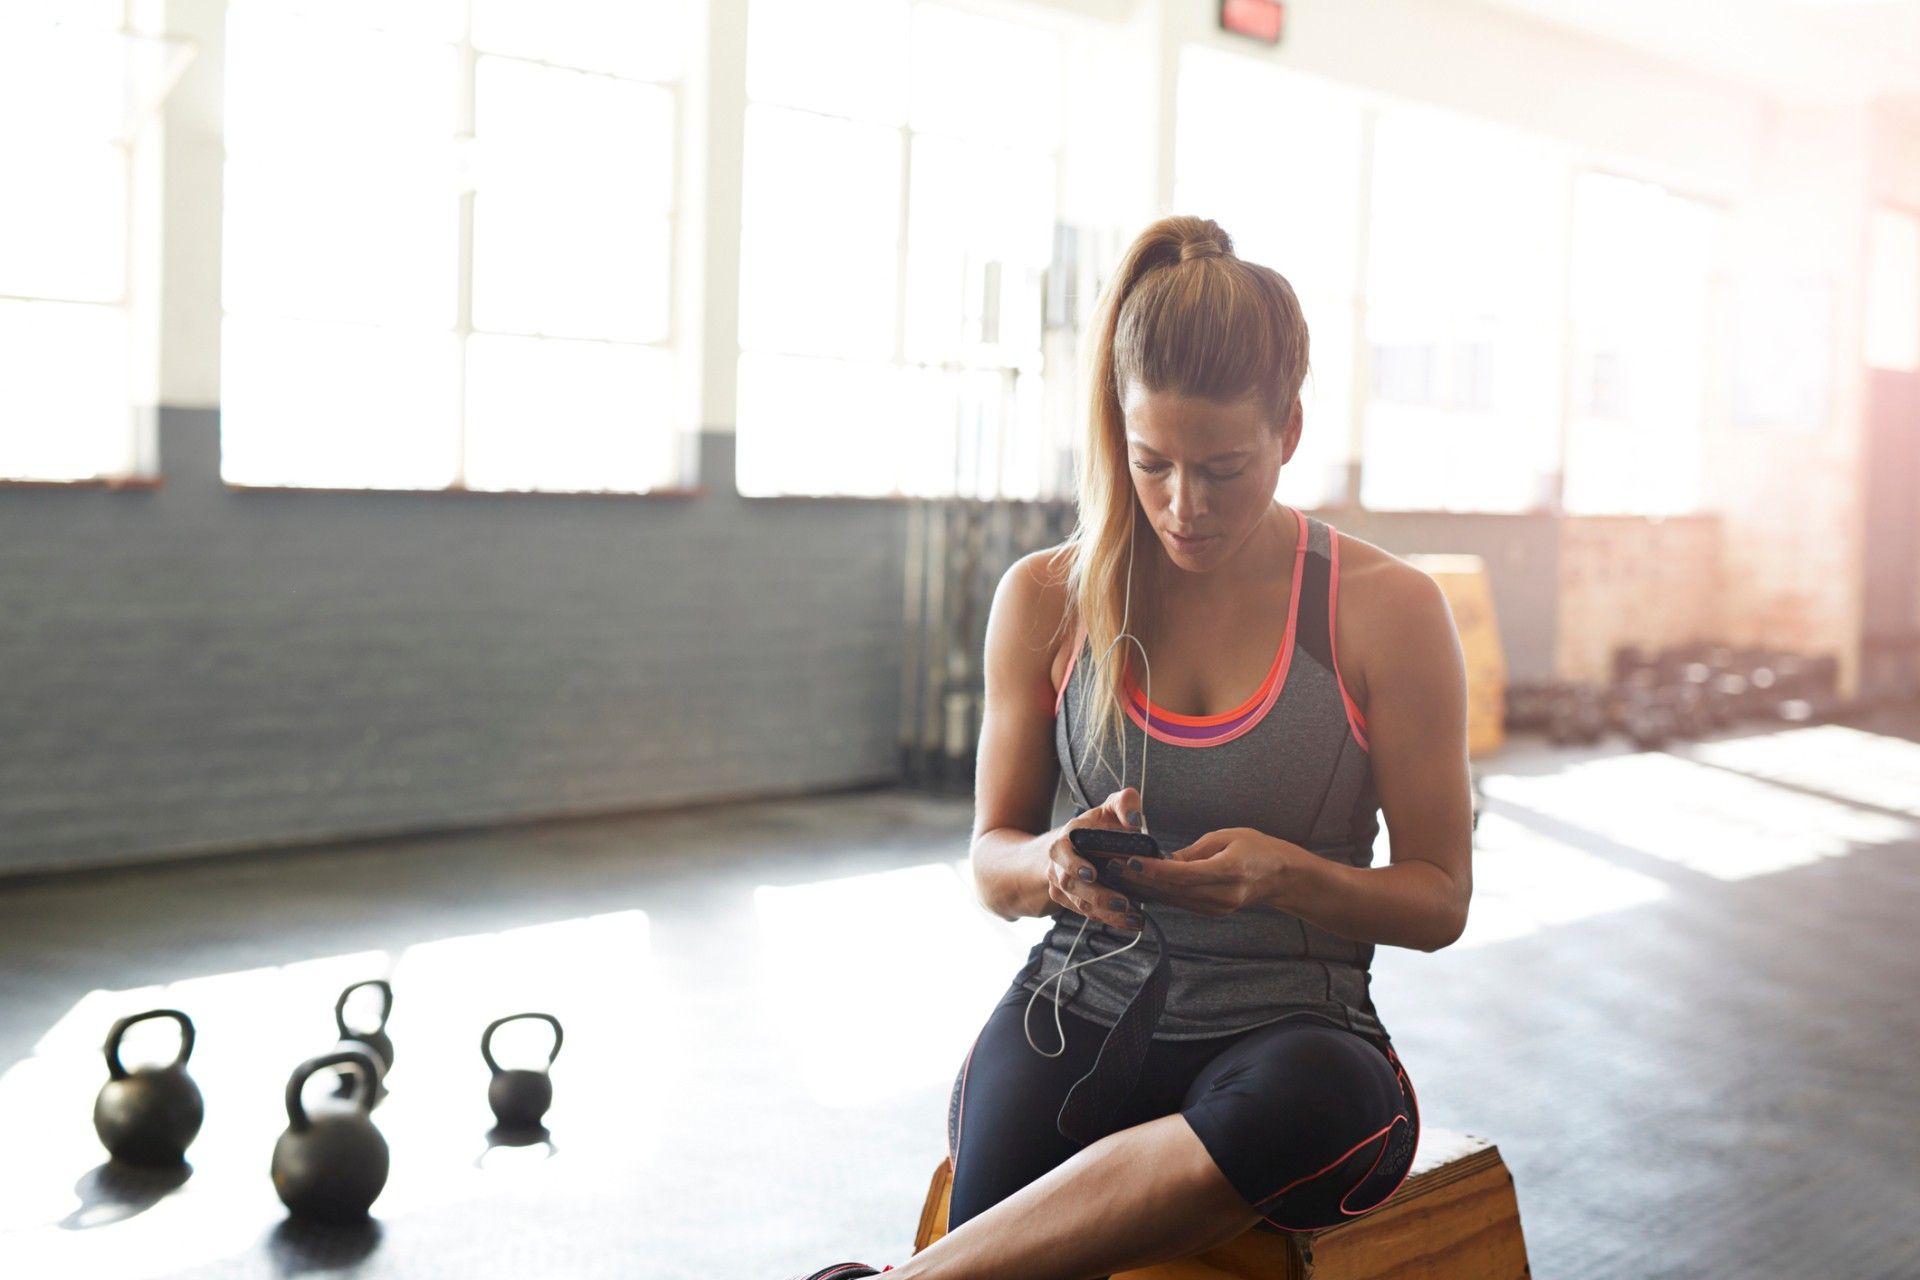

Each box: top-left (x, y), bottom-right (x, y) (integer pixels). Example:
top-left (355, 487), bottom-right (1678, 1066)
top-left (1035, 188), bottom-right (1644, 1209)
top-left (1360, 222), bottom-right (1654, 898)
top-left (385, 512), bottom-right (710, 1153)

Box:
top-left (791, 215), bottom-right (1473, 1280)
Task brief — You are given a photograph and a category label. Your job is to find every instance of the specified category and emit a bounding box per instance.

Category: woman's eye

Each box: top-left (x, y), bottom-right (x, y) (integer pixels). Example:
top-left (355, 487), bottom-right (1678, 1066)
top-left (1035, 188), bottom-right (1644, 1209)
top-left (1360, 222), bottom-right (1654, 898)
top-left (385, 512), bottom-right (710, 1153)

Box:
top-left (1131, 462), bottom-right (1244, 480)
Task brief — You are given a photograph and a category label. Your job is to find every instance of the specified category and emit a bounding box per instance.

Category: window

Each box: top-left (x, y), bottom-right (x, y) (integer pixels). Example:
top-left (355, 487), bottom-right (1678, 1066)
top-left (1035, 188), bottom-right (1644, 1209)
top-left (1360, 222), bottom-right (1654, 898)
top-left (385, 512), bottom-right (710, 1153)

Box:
top-left (1866, 206), bottom-right (1920, 373)
top-left (736, 0), bottom-right (1069, 500)
top-left (219, 0), bottom-right (684, 492)
top-left (1359, 105), bottom-right (1567, 513)
top-left (0, 4), bottom-right (173, 482)
top-left (1175, 46), bottom-right (1363, 511)
top-left (1563, 172), bottom-right (1723, 516)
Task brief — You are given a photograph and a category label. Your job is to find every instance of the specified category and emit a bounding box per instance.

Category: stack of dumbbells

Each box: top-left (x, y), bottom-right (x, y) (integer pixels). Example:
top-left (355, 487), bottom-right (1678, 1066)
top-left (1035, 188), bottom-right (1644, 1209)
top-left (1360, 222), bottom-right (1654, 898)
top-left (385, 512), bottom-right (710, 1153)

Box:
top-left (1506, 644), bottom-right (1842, 751)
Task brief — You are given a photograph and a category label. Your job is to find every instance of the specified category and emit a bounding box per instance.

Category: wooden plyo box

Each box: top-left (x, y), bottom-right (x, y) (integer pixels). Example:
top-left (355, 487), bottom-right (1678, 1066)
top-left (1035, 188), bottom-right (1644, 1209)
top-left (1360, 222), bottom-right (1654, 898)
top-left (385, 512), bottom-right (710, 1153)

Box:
top-left (914, 1126), bottom-right (1530, 1279)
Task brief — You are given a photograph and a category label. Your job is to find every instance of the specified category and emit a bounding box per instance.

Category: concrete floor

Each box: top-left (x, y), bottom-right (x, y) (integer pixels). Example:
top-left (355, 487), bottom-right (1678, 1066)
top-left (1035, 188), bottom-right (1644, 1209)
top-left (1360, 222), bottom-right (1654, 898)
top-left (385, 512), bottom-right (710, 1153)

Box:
top-left (3, 707), bottom-right (1919, 1279)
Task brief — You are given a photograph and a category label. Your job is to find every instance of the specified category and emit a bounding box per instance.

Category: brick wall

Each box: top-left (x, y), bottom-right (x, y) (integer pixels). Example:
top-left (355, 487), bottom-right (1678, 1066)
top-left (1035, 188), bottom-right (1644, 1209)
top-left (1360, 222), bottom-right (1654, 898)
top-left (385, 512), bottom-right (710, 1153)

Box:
top-left (0, 411), bottom-right (908, 875)
top-left (1555, 515), bottom-right (1726, 682)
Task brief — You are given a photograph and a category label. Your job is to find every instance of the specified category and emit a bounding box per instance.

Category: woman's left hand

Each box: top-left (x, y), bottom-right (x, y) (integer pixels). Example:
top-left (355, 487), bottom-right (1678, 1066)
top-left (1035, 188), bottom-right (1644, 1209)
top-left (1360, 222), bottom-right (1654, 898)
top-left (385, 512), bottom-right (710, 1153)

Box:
top-left (1114, 827), bottom-right (1302, 918)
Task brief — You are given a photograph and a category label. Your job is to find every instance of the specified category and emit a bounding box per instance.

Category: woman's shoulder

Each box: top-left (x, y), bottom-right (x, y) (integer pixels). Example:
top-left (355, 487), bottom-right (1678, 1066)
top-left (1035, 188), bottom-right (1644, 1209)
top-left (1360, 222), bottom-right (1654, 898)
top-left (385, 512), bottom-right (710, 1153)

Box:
top-left (1005, 543), bottom-right (1074, 614)
top-left (1318, 523), bottom-right (1454, 710)
top-left (995, 543), bottom-right (1080, 687)
top-left (1320, 522), bottom-right (1429, 601)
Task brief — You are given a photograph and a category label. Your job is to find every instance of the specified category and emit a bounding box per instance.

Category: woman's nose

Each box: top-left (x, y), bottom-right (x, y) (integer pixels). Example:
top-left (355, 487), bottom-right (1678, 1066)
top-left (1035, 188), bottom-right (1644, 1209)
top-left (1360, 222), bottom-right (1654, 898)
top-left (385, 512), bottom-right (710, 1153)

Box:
top-left (1169, 475), bottom-right (1206, 521)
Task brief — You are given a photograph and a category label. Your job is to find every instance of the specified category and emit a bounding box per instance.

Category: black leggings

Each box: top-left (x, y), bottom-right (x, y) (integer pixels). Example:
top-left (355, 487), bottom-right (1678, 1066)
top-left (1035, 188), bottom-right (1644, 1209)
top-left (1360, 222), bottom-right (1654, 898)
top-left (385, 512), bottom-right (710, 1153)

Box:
top-left (946, 979), bottom-right (1420, 1249)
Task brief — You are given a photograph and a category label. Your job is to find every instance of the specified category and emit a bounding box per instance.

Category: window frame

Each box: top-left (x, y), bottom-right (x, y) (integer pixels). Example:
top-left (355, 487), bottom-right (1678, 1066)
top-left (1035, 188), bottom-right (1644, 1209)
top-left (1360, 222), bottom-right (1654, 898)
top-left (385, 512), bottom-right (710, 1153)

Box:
top-left (0, 2), bottom-right (164, 486)
top-left (733, 0), bottom-right (1074, 502)
top-left (216, 4), bottom-right (691, 497)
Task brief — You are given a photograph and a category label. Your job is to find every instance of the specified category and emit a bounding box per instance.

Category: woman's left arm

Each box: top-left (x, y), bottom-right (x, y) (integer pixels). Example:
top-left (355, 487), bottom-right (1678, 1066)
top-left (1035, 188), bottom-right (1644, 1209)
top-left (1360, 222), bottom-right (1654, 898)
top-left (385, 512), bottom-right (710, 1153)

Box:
top-left (1272, 564), bottom-right (1474, 951)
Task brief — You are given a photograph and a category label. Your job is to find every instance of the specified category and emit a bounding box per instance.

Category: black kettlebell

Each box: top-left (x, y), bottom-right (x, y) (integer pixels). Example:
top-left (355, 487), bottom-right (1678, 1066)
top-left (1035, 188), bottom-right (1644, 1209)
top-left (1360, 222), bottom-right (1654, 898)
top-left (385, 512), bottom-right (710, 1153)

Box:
top-left (321, 1036), bottom-right (390, 1110)
top-left (272, 1049), bottom-right (390, 1224)
top-left (481, 1013), bottom-right (563, 1130)
top-left (331, 980), bottom-right (394, 1100)
top-left (93, 1009), bottom-right (204, 1166)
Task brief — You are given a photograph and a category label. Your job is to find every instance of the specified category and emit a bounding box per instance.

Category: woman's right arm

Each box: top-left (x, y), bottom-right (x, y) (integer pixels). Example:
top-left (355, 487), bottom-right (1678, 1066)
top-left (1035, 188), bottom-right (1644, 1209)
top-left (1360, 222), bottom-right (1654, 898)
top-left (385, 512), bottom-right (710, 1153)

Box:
top-left (969, 551), bottom-right (1138, 928)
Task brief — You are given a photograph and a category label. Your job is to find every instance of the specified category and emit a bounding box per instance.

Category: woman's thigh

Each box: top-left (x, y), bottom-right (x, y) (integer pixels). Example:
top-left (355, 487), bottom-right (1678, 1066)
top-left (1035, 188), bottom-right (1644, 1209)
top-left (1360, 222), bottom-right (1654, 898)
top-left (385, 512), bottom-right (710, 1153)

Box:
top-left (945, 981), bottom-right (1106, 1231)
top-left (948, 994), bottom-right (1420, 1237)
top-left (1175, 1019), bottom-right (1420, 1233)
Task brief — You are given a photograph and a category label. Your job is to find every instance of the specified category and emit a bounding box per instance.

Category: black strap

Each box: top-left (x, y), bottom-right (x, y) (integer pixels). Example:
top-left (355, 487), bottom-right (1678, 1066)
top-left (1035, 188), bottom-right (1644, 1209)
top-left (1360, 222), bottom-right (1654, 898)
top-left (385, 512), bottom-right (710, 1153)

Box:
top-left (1055, 908), bottom-right (1168, 1145)
top-left (1051, 668), bottom-right (1169, 1145)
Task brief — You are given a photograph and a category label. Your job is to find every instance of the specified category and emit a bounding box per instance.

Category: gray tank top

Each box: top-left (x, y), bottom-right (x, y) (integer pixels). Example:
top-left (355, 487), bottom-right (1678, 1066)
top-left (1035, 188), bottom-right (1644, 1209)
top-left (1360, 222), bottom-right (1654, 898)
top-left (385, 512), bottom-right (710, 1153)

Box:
top-left (1015, 508), bottom-right (1391, 1047)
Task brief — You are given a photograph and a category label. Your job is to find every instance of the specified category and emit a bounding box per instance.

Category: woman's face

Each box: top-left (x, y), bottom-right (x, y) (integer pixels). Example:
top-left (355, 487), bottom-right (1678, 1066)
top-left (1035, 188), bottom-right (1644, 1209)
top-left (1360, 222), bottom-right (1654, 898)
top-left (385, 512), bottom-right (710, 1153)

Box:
top-left (1120, 382), bottom-right (1301, 574)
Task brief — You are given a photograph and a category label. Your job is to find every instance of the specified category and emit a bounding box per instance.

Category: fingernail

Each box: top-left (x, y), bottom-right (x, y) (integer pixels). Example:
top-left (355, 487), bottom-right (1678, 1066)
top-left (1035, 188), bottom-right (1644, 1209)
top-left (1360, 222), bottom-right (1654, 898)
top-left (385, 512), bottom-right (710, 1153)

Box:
top-left (1109, 897), bottom-right (1126, 911)
top-left (1077, 866), bottom-right (1093, 881)
top-left (1125, 914), bottom-right (1144, 930)
top-left (1128, 858), bottom-right (1143, 873)
top-left (1124, 808), bottom-right (1141, 828)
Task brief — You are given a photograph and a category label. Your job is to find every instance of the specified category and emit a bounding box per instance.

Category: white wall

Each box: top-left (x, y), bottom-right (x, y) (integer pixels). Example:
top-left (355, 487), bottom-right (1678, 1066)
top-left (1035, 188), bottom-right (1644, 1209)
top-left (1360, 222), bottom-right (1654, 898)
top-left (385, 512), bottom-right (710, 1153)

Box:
top-left (1158, 0), bottom-right (1766, 202)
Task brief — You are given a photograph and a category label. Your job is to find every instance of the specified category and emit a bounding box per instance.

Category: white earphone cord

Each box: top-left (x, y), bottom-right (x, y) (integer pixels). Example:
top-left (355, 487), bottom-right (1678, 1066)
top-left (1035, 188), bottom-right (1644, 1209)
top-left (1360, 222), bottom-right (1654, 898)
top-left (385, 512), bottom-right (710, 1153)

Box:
top-left (1025, 512), bottom-right (1153, 1058)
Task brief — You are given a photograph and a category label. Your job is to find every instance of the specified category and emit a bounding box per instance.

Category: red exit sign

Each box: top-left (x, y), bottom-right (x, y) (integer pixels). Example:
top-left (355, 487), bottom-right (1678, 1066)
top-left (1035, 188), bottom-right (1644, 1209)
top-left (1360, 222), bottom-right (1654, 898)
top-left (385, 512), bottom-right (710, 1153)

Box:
top-left (1219, 0), bottom-right (1285, 44)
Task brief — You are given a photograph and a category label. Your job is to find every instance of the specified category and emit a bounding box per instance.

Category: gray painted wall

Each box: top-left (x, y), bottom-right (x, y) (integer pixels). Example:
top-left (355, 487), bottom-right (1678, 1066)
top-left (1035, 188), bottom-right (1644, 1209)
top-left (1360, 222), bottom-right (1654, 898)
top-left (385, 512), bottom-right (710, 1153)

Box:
top-left (1325, 508), bottom-right (1561, 685)
top-left (1, 410), bottom-right (909, 876)
top-left (1, 415), bottom-right (1562, 877)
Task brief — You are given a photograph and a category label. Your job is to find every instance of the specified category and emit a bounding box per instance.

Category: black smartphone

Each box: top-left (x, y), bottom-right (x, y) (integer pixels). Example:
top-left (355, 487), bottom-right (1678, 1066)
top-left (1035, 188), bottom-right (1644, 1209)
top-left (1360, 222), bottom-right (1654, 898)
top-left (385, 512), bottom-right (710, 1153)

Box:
top-left (1068, 826), bottom-right (1167, 889)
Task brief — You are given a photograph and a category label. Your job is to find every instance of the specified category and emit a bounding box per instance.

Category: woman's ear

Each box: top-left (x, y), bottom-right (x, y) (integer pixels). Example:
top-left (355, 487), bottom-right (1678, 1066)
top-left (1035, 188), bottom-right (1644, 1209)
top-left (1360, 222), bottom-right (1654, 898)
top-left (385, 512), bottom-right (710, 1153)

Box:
top-left (1279, 398), bottom-right (1304, 466)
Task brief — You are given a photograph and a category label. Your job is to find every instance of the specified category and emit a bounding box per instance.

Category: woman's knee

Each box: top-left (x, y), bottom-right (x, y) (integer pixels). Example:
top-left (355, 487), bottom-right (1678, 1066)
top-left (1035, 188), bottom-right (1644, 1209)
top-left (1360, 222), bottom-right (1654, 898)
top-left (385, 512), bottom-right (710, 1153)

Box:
top-left (1178, 1022), bottom-right (1414, 1228)
top-left (1182, 1023), bottom-right (1401, 1126)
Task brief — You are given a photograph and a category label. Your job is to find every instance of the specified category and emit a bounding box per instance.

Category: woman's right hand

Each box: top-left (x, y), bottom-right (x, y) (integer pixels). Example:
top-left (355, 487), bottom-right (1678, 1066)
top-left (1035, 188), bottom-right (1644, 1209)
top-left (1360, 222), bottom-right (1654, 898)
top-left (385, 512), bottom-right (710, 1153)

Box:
top-left (1044, 786), bottom-right (1145, 932)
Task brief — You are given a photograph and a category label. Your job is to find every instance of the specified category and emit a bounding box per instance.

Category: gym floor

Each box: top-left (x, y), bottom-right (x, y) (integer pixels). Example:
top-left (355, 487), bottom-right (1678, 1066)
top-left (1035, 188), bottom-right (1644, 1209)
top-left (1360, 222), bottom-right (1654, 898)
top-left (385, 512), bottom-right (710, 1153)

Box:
top-left (2, 706), bottom-right (1917, 1279)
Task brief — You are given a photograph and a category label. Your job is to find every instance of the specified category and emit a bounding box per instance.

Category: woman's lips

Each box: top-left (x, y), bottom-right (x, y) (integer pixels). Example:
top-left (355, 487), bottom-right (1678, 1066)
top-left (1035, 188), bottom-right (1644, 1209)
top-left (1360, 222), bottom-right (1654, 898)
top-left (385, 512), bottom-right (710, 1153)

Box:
top-left (1168, 530), bottom-right (1217, 552)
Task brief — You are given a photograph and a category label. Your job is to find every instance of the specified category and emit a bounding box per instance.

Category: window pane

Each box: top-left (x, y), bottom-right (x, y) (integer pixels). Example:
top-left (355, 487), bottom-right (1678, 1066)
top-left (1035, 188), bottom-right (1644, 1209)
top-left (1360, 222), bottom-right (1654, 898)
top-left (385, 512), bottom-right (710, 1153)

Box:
top-left (224, 0), bottom-right (464, 41)
top-left (903, 134), bottom-right (1053, 366)
top-left (464, 335), bottom-right (676, 492)
top-left (223, 160), bottom-right (457, 327)
top-left (990, 367), bottom-right (1058, 501)
top-left (3, 1), bottom-right (123, 30)
top-left (220, 316), bottom-right (459, 488)
top-left (0, 24), bottom-right (139, 143)
top-left (1866, 206), bottom-right (1920, 373)
top-left (472, 0), bottom-right (684, 80)
top-left (1361, 105), bottom-right (1565, 512)
top-left (224, 9), bottom-right (458, 158)
top-left (737, 353), bottom-right (916, 497)
top-left (1175, 47), bottom-right (1362, 302)
top-left (1564, 172), bottom-right (1719, 515)
top-left (1288, 291), bottom-right (1352, 510)
top-left (909, 4), bottom-right (1060, 149)
top-left (472, 57), bottom-right (673, 341)
top-left (739, 105), bottom-right (900, 360)
top-left (0, 138), bottom-right (124, 302)
top-left (0, 300), bottom-right (133, 480)
top-left (223, 9), bottom-right (458, 327)
top-left (1176, 48), bottom-right (1362, 510)
top-left (746, 0), bottom-right (908, 126)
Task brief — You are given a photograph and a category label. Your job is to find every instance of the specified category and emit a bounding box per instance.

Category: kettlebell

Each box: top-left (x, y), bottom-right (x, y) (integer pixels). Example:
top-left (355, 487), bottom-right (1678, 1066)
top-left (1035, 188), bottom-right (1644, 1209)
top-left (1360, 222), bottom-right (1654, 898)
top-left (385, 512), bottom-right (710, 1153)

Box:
top-left (272, 1049), bottom-right (390, 1224)
top-left (321, 1036), bottom-right (390, 1110)
top-left (331, 980), bottom-right (394, 1100)
top-left (481, 1012), bottom-right (563, 1130)
top-left (93, 1008), bottom-right (204, 1166)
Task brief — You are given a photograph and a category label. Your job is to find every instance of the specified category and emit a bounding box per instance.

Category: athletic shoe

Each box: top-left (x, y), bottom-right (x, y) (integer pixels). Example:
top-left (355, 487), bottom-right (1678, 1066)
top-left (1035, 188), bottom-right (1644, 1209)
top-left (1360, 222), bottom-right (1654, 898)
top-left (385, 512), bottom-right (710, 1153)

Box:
top-left (785, 1266), bottom-right (893, 1279)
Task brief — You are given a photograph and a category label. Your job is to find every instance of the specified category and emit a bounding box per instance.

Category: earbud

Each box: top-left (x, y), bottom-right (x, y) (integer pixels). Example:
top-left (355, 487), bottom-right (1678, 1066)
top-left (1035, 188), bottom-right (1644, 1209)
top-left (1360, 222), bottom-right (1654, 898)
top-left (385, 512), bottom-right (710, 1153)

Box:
top-left (1025, 512), bottom-right (1155, 1057)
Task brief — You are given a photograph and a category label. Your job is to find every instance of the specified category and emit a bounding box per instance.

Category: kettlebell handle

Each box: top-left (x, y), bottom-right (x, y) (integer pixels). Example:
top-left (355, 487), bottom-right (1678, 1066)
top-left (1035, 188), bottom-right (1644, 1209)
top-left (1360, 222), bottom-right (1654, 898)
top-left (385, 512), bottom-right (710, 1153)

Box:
top-left (481, 1012), bottom-right (564, 1076)
top-left (104, 1008), bottom-right (195, 1080)
top-left (334, 979), bottom-right (394, 1040)
top-left (286, 1048), bottom-right (381, 1129)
